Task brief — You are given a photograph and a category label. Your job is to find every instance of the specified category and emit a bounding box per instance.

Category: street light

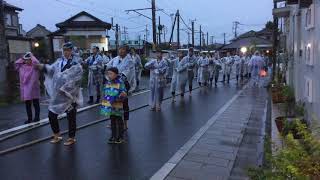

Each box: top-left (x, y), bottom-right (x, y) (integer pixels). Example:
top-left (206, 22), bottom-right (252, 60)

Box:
top-left (266, 50), bottom-right (270, 54)
top-left (34, 42), bottom-right (40, 48)
top-left (240, 47), bottom-right (247, 54)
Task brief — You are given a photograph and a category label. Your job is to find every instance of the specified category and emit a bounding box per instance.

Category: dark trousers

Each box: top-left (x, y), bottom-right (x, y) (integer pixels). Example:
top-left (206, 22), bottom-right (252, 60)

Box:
top-left (49, 105), bottom-right (77, 138)
top-left (110, 115), bottom-right (124, 139)
top-left (25, 99), bottom-right (40, 122)
top-left (123, 97), bottom-right (129, 121)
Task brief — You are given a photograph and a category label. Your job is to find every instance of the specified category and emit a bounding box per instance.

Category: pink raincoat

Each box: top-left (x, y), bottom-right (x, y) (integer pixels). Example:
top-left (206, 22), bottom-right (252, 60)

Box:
top-left (15, 56), bottom-right (40, 101)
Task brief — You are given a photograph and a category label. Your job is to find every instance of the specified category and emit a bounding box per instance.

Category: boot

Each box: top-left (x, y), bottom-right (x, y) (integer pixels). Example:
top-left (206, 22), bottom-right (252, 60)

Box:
top-left (87, 96), bottom-right (94, 104)
top-left (95, 95), bottom-right (101, 104)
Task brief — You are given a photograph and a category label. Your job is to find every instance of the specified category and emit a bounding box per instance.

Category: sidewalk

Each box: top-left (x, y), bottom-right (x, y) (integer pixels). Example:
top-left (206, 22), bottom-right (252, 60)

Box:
top-left (153, 86), bottom-right (268, 180)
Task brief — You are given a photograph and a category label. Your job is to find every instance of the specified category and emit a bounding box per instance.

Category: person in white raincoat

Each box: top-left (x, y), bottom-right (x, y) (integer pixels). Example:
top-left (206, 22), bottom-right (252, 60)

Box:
top-left (183, 47), bottom-right (197, 96)
top-left (130, 48), bottom-right (143, 90)
top-left (197, 52), bottom-right (210, 87)
top-left (84, 46), bottom-right (104, 104)
top-left (102, 51), bottom-right (111, 70)
top-left (208, 53), bottom-right (215, 85)
top-left (170, 51), bottom-right (189, 102)
top-left (144, 50), bottom-right (168, 111)
top-left (249, 51), bottom-right (265, 87)
top-left (223, 52), bottom-right (234, 84)
top-left (239, 54), bottom-right (246, 81)
top-left (36, 42), bottom-right (83, 146)
top-left (214, 56), bottom-right (222, 86)
top-left (107, 45), bottom-right (135, 129)
top-left (234, 54), bottom-right (241, 83)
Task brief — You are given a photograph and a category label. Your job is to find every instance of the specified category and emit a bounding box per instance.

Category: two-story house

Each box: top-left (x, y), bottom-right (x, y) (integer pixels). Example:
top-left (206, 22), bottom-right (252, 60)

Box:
top-left (4, 1), bottom-right (32, 61)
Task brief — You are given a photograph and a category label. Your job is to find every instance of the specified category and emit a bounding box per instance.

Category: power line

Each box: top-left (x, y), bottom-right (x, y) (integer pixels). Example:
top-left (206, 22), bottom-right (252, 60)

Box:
top-left (55, 0), bottom-right (145, 26)
top-left (180, 15), bottom-right (191, 31)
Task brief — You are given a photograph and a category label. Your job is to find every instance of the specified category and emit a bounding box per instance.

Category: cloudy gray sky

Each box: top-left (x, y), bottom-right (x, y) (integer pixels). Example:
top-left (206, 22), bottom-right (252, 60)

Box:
top-left (7, 0), bottom-right (273, 44)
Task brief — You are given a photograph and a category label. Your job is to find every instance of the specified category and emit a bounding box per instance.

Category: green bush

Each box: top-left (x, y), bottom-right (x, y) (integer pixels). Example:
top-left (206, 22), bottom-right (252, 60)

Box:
top-left (248, 120), bottom-right (320, 179)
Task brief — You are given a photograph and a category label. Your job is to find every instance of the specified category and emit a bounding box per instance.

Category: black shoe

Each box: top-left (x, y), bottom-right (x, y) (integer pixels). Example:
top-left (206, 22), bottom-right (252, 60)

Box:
top-left (24, 120), bottom-right (32, 124)
top-left (87, 96), bottom-right (94, 104)
top-left (33, 118), bottom-right (40, 122)
top-left (96, 96), bottom-right (100, 104)
top-left (108, 137), bottom-right (116, 144)
top-left (115, 138), bottom-right (124, 144)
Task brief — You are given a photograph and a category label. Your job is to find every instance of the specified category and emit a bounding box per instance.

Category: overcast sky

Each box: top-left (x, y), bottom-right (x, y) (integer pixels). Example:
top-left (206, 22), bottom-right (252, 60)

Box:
top-left (7, 0), bottom-right (273, 44)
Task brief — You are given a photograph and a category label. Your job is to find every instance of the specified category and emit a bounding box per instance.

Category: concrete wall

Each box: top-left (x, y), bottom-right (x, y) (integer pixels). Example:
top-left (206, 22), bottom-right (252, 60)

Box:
top-left (285, 0), bottom-right (320, 123)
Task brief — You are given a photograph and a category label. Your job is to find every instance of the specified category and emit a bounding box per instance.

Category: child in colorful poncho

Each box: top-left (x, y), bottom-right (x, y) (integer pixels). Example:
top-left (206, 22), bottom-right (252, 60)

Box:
top-left (101, 67), bottom-right (127, 144)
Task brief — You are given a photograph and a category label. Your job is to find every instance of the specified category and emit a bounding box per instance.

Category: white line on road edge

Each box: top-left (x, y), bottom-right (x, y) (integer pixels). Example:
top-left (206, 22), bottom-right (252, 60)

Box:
top-left (150, 85), bottom-right (248, 180)
top-left (0, 90), bottom-right (151, 137)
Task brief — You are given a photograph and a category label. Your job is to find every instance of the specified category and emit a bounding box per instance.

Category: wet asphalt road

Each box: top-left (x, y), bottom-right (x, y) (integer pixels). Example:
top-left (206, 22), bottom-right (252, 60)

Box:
top-left (0, 79), bottom-right (245, 180)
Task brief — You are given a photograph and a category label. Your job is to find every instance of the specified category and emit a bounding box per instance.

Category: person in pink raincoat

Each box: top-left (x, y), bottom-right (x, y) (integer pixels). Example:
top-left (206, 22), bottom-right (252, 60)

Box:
top-left (15, 52), bottom-right (41, 124)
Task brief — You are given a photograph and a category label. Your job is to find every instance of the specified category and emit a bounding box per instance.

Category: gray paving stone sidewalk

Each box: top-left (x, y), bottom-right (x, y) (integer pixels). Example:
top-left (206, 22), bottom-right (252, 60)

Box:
top-left (165, 87), bottom-right (268, 180)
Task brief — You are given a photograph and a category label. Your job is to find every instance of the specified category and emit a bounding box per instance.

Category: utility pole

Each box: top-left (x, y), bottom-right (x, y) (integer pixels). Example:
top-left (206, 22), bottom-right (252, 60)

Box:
top-left (115, 24), bottom-right (119, 54)
top-left (177, 10), bottom-right (180, 49)
top-left (191, 21), bottom-right (195, 47)
top-left (200, 25), bottom-right (202, 51)
top-left (169, 13), bottom-right (177, 46)
top-left (223, 33), bottom-right (226, 45)
top-left (206, 32), bottom-right (209, 49)
top-left (272, 2), bottom-right (278, 80)
top-left (158, 16), bottom-right (161, 45)
top-left (233, 21), bottom-right (240, 38)
top-left (122, 26), bottom-right (128, 41)
top-left (151, 0), bottom-right (157, 49)
top-left (210, 36), bottom-right (214, 45)
top-left (0, 0), bottom-right (7, 97)
top-left (163, 26), bottom-right (166, 43)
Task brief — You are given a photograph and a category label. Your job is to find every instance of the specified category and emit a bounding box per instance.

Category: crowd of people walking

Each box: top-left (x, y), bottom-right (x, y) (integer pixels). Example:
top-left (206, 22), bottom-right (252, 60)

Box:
top-left (14, 42), bottom-right (271, 145)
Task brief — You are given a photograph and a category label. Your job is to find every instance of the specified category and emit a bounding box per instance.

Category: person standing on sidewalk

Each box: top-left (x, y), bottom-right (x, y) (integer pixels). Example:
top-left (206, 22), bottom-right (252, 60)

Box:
top-left (15, 52), bottom-right (41, 124)
top-left (183, 47), bottom-right (197, 96)
top-left (107, 45), bottom-right (135, 130)
top-left (130, 48), bottom-right (142, 91)
top-left (36, 42), bottom-right (83, 146)
top-left (101, 67), bottom-right (127, 144)
top-left (144, 49), bottom-right (168, 111)
top-left (170, 51), bottom-right (189, 102)
top-left (85, 46), bottom-right (103, 104)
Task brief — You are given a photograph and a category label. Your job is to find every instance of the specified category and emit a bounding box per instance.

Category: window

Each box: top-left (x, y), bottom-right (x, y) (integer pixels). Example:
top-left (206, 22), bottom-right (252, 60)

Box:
top-left (128, 41), bottom-right (132, 44)
top-left (5, 14), bottom-right (11, 26)
top-left (305, 77), bottom-right (313, 103)
top-left (305, 43), bottom-right (313, 66)
top-left (135, 41), bottom-right (139, 45)
top-left (305, 4), bottom-right (315, 30)
top-left (11, 15), bottom-right (18, 27)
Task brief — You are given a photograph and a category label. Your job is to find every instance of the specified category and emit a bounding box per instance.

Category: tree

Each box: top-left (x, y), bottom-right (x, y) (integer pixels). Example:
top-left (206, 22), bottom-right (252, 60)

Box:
top-left (265, 21), bottom-right (274, 30)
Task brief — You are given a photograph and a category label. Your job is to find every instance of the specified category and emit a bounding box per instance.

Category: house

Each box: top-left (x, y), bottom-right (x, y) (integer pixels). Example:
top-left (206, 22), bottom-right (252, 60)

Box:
top-left (1, 1), bottom-right (32, 100)
top-left (222, 28), bottom-right (273, 54)
top-left (48, 11), bottom-right (111, 58)
top-left (27, 24), bottom-right (52, 60)
top-left (273, 0), bottom-right (317, 123)
top-left (3, 1), bottom-right (32, 62)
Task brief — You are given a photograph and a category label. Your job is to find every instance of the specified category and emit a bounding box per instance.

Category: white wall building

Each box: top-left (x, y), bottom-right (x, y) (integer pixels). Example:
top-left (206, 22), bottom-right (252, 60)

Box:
top-left (48, 11), bottom-right (111, 58)
top-left (274, 0), bottom-right (319, 123)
